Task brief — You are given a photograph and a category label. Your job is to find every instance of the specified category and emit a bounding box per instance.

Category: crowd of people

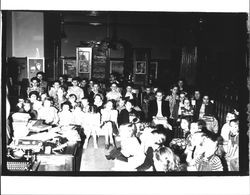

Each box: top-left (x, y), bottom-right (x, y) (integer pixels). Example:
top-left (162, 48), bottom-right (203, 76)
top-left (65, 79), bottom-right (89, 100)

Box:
top-left (8, 71), bottom-right (240, 172)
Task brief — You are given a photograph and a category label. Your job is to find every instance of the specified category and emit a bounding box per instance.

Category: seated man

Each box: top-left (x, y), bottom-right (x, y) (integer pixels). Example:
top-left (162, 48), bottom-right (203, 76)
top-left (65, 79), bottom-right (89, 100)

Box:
top-left (148, 90), bottom-right (171, 129)
top-left (66, 77), bottom-right (84, 102)
top-left (193, 95), bottom-right (215, 121)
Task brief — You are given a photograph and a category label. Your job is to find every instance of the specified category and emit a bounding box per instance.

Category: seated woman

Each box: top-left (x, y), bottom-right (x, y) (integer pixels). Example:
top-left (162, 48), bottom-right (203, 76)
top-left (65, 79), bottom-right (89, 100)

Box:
top-left (28, 91), bottom-right (42, 112)
top-left (37, 97), bottom-right (59, 125)
top-left (118, 99), bottom-right (140, 126)
top-left (58, 101), bottom-right (74, 126)
top-left (93, 93), bottom-right (104, 113)
top-left (100, 100), bottom-right (118, 149)
top-left (174, 116), bottom-right (192, 138)
top-left (68, 94), bottom-right (78, 110)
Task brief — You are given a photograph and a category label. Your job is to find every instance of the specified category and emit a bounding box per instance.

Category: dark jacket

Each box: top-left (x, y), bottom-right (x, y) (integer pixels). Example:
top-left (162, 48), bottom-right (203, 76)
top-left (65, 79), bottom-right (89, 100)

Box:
top-left (118, 108), bottom-right (139, 126)
top-left (148, 100), bottom-right (170, 122)
top-left (193, 102), bottom-right (215, 121)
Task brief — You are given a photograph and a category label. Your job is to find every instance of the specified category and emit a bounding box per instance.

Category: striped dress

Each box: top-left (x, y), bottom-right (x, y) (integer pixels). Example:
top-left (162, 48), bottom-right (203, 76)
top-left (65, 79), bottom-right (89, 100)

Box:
top-left (195, 154), bottom-right (223, 171)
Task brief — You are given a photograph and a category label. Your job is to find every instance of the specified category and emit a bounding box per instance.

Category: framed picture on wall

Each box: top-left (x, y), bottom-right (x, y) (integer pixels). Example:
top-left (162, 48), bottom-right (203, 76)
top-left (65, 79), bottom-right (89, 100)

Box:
top-left (27, 57), bottom-right (44, 80)
top-left (135, 61), bottom-right (146, 74)
top-left (110, 60), bottom-right (124, 74)
top-left (149, 61), bottom-right (158, 79)
top-left (77, 47), bottom-right (92, 74)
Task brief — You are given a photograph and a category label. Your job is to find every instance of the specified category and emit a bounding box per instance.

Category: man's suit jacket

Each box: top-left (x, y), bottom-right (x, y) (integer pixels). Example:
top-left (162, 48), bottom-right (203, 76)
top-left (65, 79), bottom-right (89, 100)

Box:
top-left (148, 100), bottom-right (170, 122)
top-left (193, 102), bottom-right (215, 121)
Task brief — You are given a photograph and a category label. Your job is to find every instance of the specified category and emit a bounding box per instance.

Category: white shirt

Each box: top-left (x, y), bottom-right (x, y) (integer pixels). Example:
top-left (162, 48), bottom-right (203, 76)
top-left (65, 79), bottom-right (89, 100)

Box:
top-left (199, 104), bottom-right (206, 119)
top-left (221, 123), bottom-right (231, 142)
top-left (156, 100), bottom-right (163, 117)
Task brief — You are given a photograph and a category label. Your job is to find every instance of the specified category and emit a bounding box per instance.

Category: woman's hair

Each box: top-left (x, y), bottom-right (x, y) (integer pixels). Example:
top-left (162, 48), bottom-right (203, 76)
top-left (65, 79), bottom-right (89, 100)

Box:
top-left (105, 99), bottom-right (116, 109)
top-left (154, 146), bottom-right (180, 172)
top-left (43, 97), bottom-right (54, 106)
top-left (30, 77), bottom-right (40, 83)
top-left (61, 101), bottom-right (73, 110)
top-left (125, 99), bottom-right (135, 107)
top-left (94, 93), bottom-right (104, 101)
top-left (28, 91), bottom-right (40, 98)
top-left (69, 94), bottom-right (77, 100)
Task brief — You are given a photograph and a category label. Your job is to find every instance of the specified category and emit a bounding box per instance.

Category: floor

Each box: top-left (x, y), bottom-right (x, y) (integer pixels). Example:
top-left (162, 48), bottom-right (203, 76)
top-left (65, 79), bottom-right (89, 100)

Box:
top-left (80, 136), bottom-right (115, 171)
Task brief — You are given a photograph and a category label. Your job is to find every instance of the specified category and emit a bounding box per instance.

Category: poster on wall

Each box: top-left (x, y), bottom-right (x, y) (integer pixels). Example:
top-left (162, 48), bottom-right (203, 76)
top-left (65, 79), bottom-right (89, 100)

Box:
top-left (27, 57), bottom-right (44, 80)
top-left (77, 47), bottom-right (92, 75)
top-left (135, 61), bottom-right (146, 74)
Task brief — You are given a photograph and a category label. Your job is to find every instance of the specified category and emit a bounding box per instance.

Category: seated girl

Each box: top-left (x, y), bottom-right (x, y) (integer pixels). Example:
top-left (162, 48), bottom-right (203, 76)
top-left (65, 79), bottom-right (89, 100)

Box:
top-left (37, 97), bottom-right (59, 125)
top-left (100, 100), bottom-right (118, 149)
top-left (58, 101), bottom-right (74, 126)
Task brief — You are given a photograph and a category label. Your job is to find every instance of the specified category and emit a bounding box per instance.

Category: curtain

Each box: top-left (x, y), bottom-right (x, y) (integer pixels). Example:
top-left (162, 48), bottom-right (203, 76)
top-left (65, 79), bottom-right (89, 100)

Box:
top-left (179, 46), bottom-right (198, 86)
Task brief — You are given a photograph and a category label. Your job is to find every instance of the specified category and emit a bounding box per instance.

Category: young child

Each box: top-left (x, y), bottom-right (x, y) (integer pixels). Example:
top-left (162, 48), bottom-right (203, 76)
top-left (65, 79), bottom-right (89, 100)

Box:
top-left (225, 119), bottom-right (239, 171)
top-left (194, 132), bottom-right (223, 171)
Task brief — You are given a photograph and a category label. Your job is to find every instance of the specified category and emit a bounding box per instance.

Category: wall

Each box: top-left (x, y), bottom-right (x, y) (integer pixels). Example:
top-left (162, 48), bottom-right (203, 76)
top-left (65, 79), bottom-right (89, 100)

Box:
top-left (11, 11), bottom-right (44, 58)
top-left (61, 23), bottom-right (175, 60)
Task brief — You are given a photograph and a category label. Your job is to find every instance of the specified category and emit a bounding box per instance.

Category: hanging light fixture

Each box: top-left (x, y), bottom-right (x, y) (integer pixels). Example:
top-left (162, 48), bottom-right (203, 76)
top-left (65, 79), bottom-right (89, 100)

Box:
top-left (60, 13), bottom-right (67, 39)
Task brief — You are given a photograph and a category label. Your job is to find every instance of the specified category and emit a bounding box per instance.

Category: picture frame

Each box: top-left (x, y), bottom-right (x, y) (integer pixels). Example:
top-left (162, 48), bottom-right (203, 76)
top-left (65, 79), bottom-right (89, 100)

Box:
top-left (27, 57), bottom-right (44, 80)
top-left (110, 60), bottom-right (124, 74)
top-left (149, 61), bottom-right (158, 79)
top-left (135, 61), bottom-right (146, 74)
top-left (76, 47), bottom-right (92, 73)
